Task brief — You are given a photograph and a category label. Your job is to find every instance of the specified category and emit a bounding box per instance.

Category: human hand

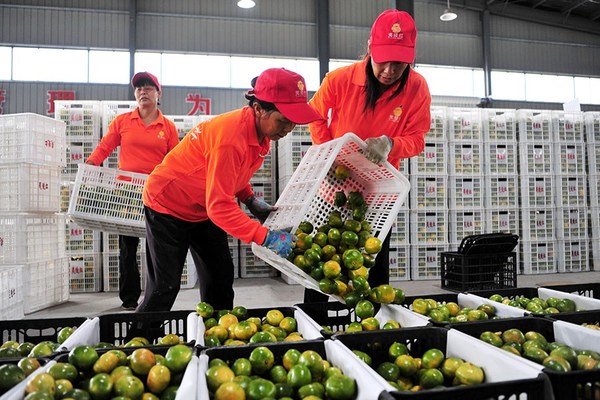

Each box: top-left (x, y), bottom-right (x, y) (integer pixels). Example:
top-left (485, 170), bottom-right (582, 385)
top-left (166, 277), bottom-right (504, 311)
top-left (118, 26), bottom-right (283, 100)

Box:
top-left (364, 136), bottom-right (393, 164)
top-left (244, 195), bottom-right (276, 223)
top-left (262, 230), bottom-right (295, 258)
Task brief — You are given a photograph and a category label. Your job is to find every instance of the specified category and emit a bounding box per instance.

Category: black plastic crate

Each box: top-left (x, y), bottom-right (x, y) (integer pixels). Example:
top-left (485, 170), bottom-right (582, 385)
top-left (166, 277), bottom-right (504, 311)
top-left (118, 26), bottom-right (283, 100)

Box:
top-left (447, 316), bottom-right (600, 400)
top-left (295, 301), bottom-right (382, 338)
top-left (0, 317), bottom-right (87, 344)
top-left (540, 283), bottom-right (600, 300)
top-left (331, 327), bottom-right (547, 400)
top-left (441, 251), bottom-right (517, 292)
top-left (98, 310), bottom-right (194, 346)
top-left (543, 309), bottom-right (600, 327)
top-left (465, 286), bottom-right (541, 300)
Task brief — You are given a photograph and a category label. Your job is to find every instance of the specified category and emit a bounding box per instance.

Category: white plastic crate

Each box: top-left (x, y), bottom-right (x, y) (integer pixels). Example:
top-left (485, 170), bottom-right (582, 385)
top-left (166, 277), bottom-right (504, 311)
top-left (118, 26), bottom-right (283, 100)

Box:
top-left (585, 111), bottom-right (600, 143)
top-left (277, 132), bottom-right (313, 193)
top-left (54, 100), bottom-right (102, 141)
top-left (239, 244), bottom-right (277, 278)
top-left (589, 174), bottom-right (600, 208)
top-left (166, 115), bottom-right (201, 139)
top-left (449, 175), bottom-right (484, 209)
top-left (409, 175), bottom-right (447, 209)
top-left (518, 142), bottom-right (554, 175)
top-left (102, 251), bottom-right (146, 293)
top-left (409, 141), bottom-right (447, 175)
top-left (448, 209), bottom-right (485, 244)
top-left (101, 101), bottom-right (138, 135)
top-left (0, 163), bottom-right (62, 213)
top-left (428, 106), bottom-right (447, 142)
top-left (484, 142), bottom-right (518, 175)
top-left (0, 266), bottom-right (24, 320)
top-left (389, 245), bottom-right (410, 281)
top-left (410, 244), bottom-right (448, 280)
top-left (555, 206), bottom-right (588, 239)
top-left (485, 208), bottom-right (520, 235)
top-left (241, 180), bottom-right (275, 217)
top-left (554, 142), bottom-right (586, 175)
top-left (551, 110), bottom-right (585, 142)
top-left (0, 113), bottom-right (67, 167)
top-left (0, 213), bottom-right (65, 264)
top-left (590, 207), bottom-right (600, 246)
top-left (68, 164), bottom-right (147, 237)
top-left (65, 220), bottom-right (102, 254)
top-left (485, 175), bottom-right (519, 208)
top-left (555, 174), bottom-right (588, 207)
top-left (521, 240), bottom-right (556, 274)
top-left (448, 142), bottom-right (483, 175)
top-left (410, 209), bottom-right (448, 244)
top-left (68, 253), bottom-right (102, 293)
top-left (483, 109), bottom-right (517, 142)
top-left (390, 209), bottom-right (409, 246)
top-left (252, 133), bottom-right (410, 300)
top-left (447, 108), bottom-right (483, 141)
top-left (587, 143), bottom-right (600, 176)
top-left (517, 109), bottom-right (552, 142)
top-left (520, 175), bottom-right (554, 208)
top-left (520, 207), bottom-right (555, 241)
top-left (63, 140), bottom-right (99, 181)
top-left (557, 240), bottom-right (590, 273)
top-left (592, 237), bottom-right (600, 270)
top-left (23, 257), bottom-right (70, 314)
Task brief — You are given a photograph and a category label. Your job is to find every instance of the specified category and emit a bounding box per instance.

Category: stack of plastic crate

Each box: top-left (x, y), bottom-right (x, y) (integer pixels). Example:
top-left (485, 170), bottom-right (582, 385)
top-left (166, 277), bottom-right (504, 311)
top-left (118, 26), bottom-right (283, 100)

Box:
top-left (586, 112), bottom-right (600, 269)
top-left (55, 101), bottom-right (104, 293)
top-left (447, 108), bottom-right (485, 264)
top-left (517, 110), bottom-right (556, 273)
top-left (0, 113), bottom-right (69, 314)
top-left (552, 111), bottom-right (589, 272)
top-left (100, 101), bottom-right (138, 169)
top-left (165, 115), bottom-right (201, 139)
top-left (483, 109), bottom-right (520, 266)
top-left (408, 107), bottom-right (449, 280)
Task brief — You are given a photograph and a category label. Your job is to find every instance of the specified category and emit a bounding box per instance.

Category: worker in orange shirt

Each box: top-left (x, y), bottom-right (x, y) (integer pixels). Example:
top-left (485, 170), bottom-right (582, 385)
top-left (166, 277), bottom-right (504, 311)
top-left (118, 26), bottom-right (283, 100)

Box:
top-left (305, 9), bottom-right (431, 303)
top-left (86, 71), bottom-right (179, 311)
top-left (139, 68), bottom-right (322, 312)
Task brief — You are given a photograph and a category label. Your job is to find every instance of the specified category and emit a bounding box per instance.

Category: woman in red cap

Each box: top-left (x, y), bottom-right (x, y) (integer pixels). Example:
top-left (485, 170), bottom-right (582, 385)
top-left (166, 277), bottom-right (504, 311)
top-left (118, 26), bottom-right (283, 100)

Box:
top-left (86, 71), bottom-right (179, 311)
top-left (138, 68), bottom-right (322, 312)
top-left (305, 9), bottom-right (432, 303)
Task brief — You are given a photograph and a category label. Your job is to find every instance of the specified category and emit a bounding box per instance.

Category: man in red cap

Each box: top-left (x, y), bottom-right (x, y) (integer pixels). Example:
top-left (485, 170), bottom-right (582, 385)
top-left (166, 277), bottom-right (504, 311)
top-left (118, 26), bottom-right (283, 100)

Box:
top-left (305, 9), bottom-right (431, 303)
top-left (87, 71), bottom-right (179, 310)
top-left (139, 68), bottom-right (322, 312)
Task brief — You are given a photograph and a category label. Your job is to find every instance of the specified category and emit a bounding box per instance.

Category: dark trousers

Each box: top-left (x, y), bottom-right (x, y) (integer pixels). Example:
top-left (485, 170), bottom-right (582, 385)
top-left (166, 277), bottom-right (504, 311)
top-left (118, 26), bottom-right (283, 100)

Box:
top-left (303, 232), bottom-right (391, 303)
top-left (118, 235), bottom-right (142, 305)
top-left (137, 206), bottom-right (235, 312)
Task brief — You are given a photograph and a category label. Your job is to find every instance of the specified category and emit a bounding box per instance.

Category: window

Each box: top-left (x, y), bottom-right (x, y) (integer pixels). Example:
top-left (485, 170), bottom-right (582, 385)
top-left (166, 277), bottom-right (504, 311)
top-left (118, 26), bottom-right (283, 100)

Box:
top-left (13, 48), bottom-right (87, 82)
top-left (89, 50), bottom-right (130, 84)
top-left (0, 47), bottom-right (11, 80)
top-left (525, 73), bottom-right (574, 103)
top-left (491, 71), bottom-right (525, 101)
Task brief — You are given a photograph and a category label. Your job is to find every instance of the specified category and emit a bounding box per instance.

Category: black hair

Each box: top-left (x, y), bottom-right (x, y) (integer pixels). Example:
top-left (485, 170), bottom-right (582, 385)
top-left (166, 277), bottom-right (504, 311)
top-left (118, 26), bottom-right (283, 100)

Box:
top-left (133, 77), bottom-right (158, 90)
top-left (363, 59), bottom-right (410, 113)
top-left (244, 76), bottom-right (279, 112)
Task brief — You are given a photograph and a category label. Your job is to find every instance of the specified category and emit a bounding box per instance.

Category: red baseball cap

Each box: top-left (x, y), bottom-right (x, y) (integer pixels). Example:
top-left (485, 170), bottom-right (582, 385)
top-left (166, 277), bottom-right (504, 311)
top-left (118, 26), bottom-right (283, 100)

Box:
top-left (248, 68), bottom-right (322, 124)
top-left (131, 71), bottom-right (161, 92)
top-left (369, 9), bottom-right (417, 64)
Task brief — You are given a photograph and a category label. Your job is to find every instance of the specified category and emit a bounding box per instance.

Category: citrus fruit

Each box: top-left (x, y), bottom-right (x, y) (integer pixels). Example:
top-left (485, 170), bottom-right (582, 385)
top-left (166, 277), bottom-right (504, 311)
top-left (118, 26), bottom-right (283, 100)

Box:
top-left (17, 342), bottom-right (35, 357)
top-left (218, 313), bottom-right (239, 330)
top-left (113, 374), bottom-right (144, 399)
top-left (68, 345), bottom-right (99, 370)
top-left (159, 334), bottom-right (181, 346)
top-left (388, 342), bottom-right (409, 361)
top-left (382, 320), bottom-right (401, 330)
top-left (340, 231), bottom-right (359, 247)
top-left (324, 374), bottom-right (356, 399)
top-left (352, 350), bottom-right (372, 366)
top-left (93, 350), bottom-right (121, 374)
top-left (454, 362), bottom-right (485, 385)
top-left (323, 260), bottom-right (342, 279)
top-left (248, 346), bottom-right (275, 374)
top-left (327, 228), bottom-right (341, 246)
top-left (206, 365), bottom-right (235, 392)
top-left (28, 342), bottom-right (54, 358)
top-left (502, 328), bottom-right (526, 345)
top-left (543, 355), bottom-right (571, 372)
top-left (214, 381), bottom-right (246, 400)
top-left (298, 350), bottom-right (324, 380)
top-left (233, 320), bottom-right (257, 341)
top-left (376, 361), bottom-right (400, 381)
top-left (346, 322), bottom-right (363, 332)
top-left (304, 249), bottom-right (321, 267)
top-left (351, 276), bottom-right (371, 296)
top-left (54, 379), bottom-right (73, 398)
top-left (295, 233), bottom-right (313, 251)
top-left (287, 364), bottom-right (312, 389)
top-left (419, 368), bottom-right (444, 389)
top-left (279, 317), bottom-right (297, 333)
top-left (354, 299), bottom-right (375, 319)
top-left (371, 284), bottom-right (396, 304)
top-left (25, 372), bottom-right (55, 396)
top-left (360, 317), bottom-right (380, 331)
top-left (206, 325), bottom-right (229, 343)
top-left (147, 364), bottom-right (171, 394)
top-left (411, 298), bottom-right (431, 315)
top-left (196, 302), bottom-right (214, 318)
top-left (319, 278), bottom-right (337, 294)
top-left (247, 378), bottom-right (276, 400)
top-left (334, 165), bottom-right (351, 180)
top-left (57, 326), bottom-right (75, 344)
top-left (394, 354), bottom-right (418, 377)
top-left (283, 348), bottom-right (302, 370)
top-left (342, 249), bottom-right (364, 270)
top-left (364, 237), bottom-right (382, 254)
top-left (298, 382), bottom-right (325, 398)
top-left (421, 348), bottom-right (445, 369)
top-left (0, 363), bottom-right (25, 393)
top-left (480, 331), bottom-right (503, 347)
top-left (47, 362), bottom-right (78, 381)
top-left (18, 357), bottom-right (41, 377)
top-left (248, 331), bottom-right (276, 344)
top-left (441, 357), bottom-right (464, 380)
top-left (298, 221), bottom-right (314, 234)
top-left (130, 348), bottom-right (157, 375)
top-left (231, 358), bottom-right (252, 376)
top-left (165, 344), bottom-right (192, 373)
top-left (87, 372), bottom-right (113, 399)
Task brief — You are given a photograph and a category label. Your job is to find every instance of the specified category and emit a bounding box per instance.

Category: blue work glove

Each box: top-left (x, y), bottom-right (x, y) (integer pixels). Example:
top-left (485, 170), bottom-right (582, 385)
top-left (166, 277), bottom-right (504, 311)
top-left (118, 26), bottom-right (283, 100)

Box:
top-left (244, 195), bottom-right (276, 223)
top-left (364, 136), bottom-right (393, 164)
top-left (262, 230), bottom-right (295, 258)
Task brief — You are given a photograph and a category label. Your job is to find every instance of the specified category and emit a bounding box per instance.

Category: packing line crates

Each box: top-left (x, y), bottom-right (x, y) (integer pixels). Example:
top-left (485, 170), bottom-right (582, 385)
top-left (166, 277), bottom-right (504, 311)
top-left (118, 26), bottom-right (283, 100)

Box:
top-left (0, 213), bottom-right (65, 264)
top-left (521, 239), bottom-right (557, 274)
top-left (389, 245), bottom-right (410, 281)
top-left (410, 140), bottom-right (447, 175)
top-left (409, 175), bottom-right (447, 209)
top-left (410, 243), bottom-right (449, 280)
top-left (484, 141), bottom-right (519, 175)
top-left (68, 252), bottom-right (103, 293)
top-left (0, 265), bottom-right (24, 320)
top-left (165, 114), bottom-right (202, 139)
top-left (449, 175), bottom-right (484, 209)
top-left (22, 256), bottom-right (70, 314)
top-left (485, 175), bottom-right (519, 208)
top-left (557, 239), bottom-right (590, 272)
top-left (54, 100), bottom-right (102, 141)
top-left (390, 207), bottom-right (409, 246)
top-left (0, 163), bottom-right (62, 213)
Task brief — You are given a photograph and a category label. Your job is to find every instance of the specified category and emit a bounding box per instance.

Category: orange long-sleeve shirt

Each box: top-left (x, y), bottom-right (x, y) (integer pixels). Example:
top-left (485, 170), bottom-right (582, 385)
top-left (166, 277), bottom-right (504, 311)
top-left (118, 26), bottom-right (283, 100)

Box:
top-left (142, 107), bottom-right (270, 245)
top-left (309, 60), bottom-right (431, 169)
top-left (87, 108), bottom-right (179, 174)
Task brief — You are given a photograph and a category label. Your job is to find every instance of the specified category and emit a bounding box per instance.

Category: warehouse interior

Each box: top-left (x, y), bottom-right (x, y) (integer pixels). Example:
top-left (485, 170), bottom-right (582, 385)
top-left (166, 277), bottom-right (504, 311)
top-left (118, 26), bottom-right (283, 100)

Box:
top-left (2, 1), bottom-right (600, 399)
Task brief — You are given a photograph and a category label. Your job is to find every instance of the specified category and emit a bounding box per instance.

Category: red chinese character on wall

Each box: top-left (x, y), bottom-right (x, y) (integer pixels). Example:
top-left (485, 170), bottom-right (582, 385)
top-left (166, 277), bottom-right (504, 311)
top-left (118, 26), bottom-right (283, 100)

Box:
top-left (186, 93), bottom-right (211, 116)
top-left (0, 90), bottom-right (6, 114)
top-left (47, 90), bottom-right (75, 114)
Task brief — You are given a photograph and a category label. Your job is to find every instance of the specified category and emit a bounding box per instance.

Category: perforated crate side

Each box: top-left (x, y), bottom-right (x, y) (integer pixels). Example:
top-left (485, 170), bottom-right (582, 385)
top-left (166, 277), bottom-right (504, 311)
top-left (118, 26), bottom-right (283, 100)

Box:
top-left (409, 209), bottom-right (448, 244)
top-left (554, 142), bottom-right (586, 175)
top-left (0, 113), bottom-right (67, 167)
top-left (539, 282), bottom-right (600, 299)
top-left (521, 240), bottom-right (557, 274)
top-left (555, 206), bottom-right (588, 240)
top-left (68, 253), bottom-right (103, 293)
top-left (520, 207), bottom-right (555, 241)
top-left (240, 180), bottom-right (275, 216)
top-left (389, 209), bottom-right (409, 246)
top-left (518, 142), bottom-right (554, 175)
top-left (23, 257), bottom-right (70, 314)
top-left (555, 174), bottom-right (588, 207)
top-left (102, 251), bottom-right (146, 292)
top-left (585, 111), bottom-right (600, 143)
top-left (100, 100), bottom-right (138, 136)
top-left (593, 237), bottom-right (600, 271)
top-left (165, 115), bottom-right (201, 139)
top-left (449, 175), bottom-right (484, 209)
top-left (483, 108), bottom-right (517, 142)
top-left (441, 251), bottom-right (517, 292)
top-left (409, 175), bottom-right (447, 209)
top-left (557, 239), bottom-right (590, 273)
top-left (590, 175), bottom-right (600, 208)
top-left (448, 141), bottom-right (483, 175)
top-left (447, 108), bottom-right (483, 141)
top-left (428, 106), bottom-right (447, 142)
top-left (389, 245), bottom-right (410, 281)
top-left (0, 214), bottom-right (65, 264)
top-left (410, 141), bottom-right (447, 175)
top-left (587, 143), bottom-right (600, 178)
top-left (0, 266), bottom-right (23, 320)
top-left (517, 109), bottom-right (552, 142)
top-left (551, 110), bottom-right (585, 142)
top-left (484, 142), bottom-right (518, 175)
top-left (520, 175), bottom-right (554, 208)
top-left (277, 132), bottom-right (313, 191)
top-left (485, 208), bottom-right (520, 236)
top-left (65, 221), bottom-right (101, 255)
top-left (448, 209), bottom-right (485, 244)
top-left (0, 163), bottom-right (62, 213)
top-left (54, 100), bottom-right (102, 141)
top-left (410, 244), bottom-right (448, 280)
top-left (239, 244), bottom-right (277, 278)
top-left (62, 140), bottom-right (99, 181)
top-left (485, 175), bottom-right (519, 208)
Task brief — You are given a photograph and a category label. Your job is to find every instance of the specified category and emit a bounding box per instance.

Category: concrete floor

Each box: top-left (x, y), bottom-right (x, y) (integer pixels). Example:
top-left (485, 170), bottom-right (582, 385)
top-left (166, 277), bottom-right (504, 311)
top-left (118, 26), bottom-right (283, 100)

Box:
top-left (23, 270), bottom-right (600, 319)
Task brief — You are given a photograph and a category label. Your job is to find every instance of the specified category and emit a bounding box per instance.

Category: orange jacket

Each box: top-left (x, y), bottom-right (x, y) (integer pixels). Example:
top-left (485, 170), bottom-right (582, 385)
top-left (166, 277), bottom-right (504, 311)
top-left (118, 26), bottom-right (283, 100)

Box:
top-left (309, 60), bottom-right (431, 169)
top-left (87, 108), bottom-right (179, 174)
top-left (143, 107), bottom-right (270, 245)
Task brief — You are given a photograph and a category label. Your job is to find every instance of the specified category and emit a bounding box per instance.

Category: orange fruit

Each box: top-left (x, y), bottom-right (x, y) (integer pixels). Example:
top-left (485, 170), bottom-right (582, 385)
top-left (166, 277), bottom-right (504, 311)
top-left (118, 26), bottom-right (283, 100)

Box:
top-left (17, 357), bottom-right (41, 377)
top-left (196, 302), bottom-right (214, 318)
top-left (265, 309), bottom-right (285, 326)
top-left (206, 364), bottom-right (235, 392)
top-left (364, 237), bottom-right (382, 254)
top-left (147, 364), bottom-right (171, 394)
top-left (248, 346), bottom-right (275, 375)
top-left (342, 249), bottom-right (364, 270)
top-left (57, 326), bottom-right (75, 344)
top-left (419, 368), bottom-right (444, 389)
top-left (298, 350), bottom-right (325, 380)
top-left (215, 381), bottom-right (246, 400)
top-left (247, 377), bottom-right (277, 399)
top-left (54, 379), bottom-right (73, 398)
top-left (279, 317), bottom-right (297, 333)
top-left (0, 364), bottom-right (25, 393)
top-left (287, 364), bottom-right (312, 389)
top-left (93, 350), bottom-right (121, 374)
top-left (322, 260), bottom-right (342, 279)
top-left (371, 284), bottom-right (396, 304)
top-left (354, 299), bottom-right (375, 319)
top-left (360, 317), bottom-right (380, 331)
top-left (114, 374), bottom-right (145, 399)
top-left (421, 348), bottom-right (445, 369)
top-left (25, 372), bottom-right (56, 396)
top-left (395, 354), bottom-right (418, 377)
top-left (67, 345), bottom-right (99, 370)
top-left (231, 358), bottom-right (252, 376)
top-left (47, 362), bottom-right (78, 381)
top-left (130, 348), bottom-right (157, 375)
top-left (282, 349), bottom-right (301, 370)
top-left (87, 372), bottom-right (113, 399)
top-left (218, 313), bottom-right (239, 330)
top-left (110, 365), bottom-right (134, 382)
top-left (233, 320), bottom-right (257, 341)
top-left (165, 344), bottom-right (192, 373)
top-left (324, 374), bottom-right (356, 399)
top-left (206, 325), bottom-right (229, 343)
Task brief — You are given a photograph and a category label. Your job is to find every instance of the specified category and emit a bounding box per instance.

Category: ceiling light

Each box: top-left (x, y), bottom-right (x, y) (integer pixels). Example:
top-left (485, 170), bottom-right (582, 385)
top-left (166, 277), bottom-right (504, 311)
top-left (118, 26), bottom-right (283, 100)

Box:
top-left (237, 0), bottom-right (255, 9)
top-left (440, 0), bottom-right (457, 21)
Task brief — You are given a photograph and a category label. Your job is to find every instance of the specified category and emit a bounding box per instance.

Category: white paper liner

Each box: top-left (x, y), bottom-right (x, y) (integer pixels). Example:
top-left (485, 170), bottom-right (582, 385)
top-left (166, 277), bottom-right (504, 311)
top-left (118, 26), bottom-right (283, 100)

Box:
top-left (196, 353), bottom-right (210, 400)
top-left (174, 354), bottom-right (198, 400)
top-left (293, 307), bottom-right (325, 340)
top-left (539, 287), bottom-right (600, 311)
top-left (186, 312), bottom-right (198, 344)
top-left (458, 292), bottom-right (529, 318)
top-left (58, 317), bottom-right (100, 351)
top-left (376, 304), bottom-right (430, 327)
top-left (553, 319), bottom-right (600, 352)
top-left (2, 359), bottom-right (57, 400)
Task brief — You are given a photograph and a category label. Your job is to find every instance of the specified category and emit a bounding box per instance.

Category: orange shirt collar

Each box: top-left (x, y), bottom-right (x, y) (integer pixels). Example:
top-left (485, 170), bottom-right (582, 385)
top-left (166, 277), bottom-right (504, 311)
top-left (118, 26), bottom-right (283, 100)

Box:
top-left (352, 58), bottom-right (403, 101)
top-left (130, 107), bottom-right (165, 127)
